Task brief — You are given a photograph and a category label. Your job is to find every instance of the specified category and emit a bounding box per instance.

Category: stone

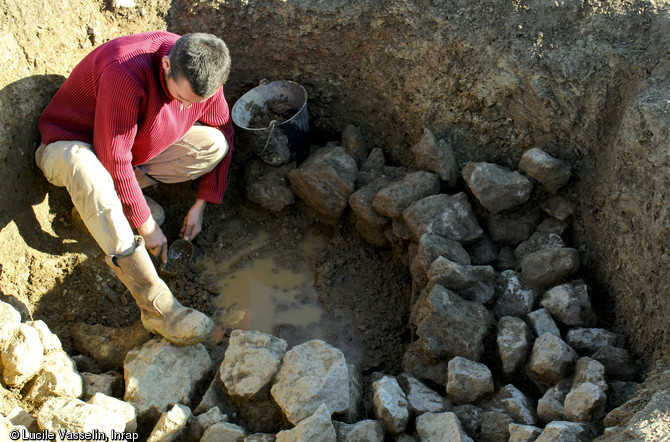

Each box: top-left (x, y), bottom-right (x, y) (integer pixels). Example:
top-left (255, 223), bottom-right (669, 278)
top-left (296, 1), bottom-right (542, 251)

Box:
top-left (540, 280), bottom-right (597, 327)
top-left (37, 397), bottom-right (125, 441)
top-left (184, 406), bottom-right (227, 442)
top-left (360, 147), bottom-right (385, 172)
top-left (244, 160), bottom-right (296, 212)
top-left (333, 420), bottom-right (384, 442)
top-left (275, 404), bottom-right (336, 442)
top-left (565, 328), bottom-right (626, 355)
top-left (462, 162), bottom-right (533, 213)
top-left (453, 404), bottom-right (484, 439)
top-left (480, 411), bottom-right (513, 442)
top-left (486, 209), bottom-right (542, 245)
top-left (0, 301), bottom-right (21, 349)
top-left (146, 403), bottom-right (191, 442)
top-left (514, 232), bottom-right (565, 262)
top-left (508, 423), bottom-right (542, 442)
top-left (287, 145), bottom-right (358, 220)
top-left (411, 128), bottom-right (459, 186)
top-left (71, 322), bottom-right (152, 370)
top-left (6, 406), bottom-right (38, 432)
top-left (466, 235), bottom-right (498, 265)
top-left (26, 320), bottom-right (61, 352)
top-left (72, 355), bottom-right (100, 374)
top-left (604, 390), bottom-right (670, 439)
top-left (123, 338), bottom-right (211, 421)
top-left (81, 372), bottom-right (124, 400)
top-left (1, 323), bottom-right (44, 387)
top-left (427, 257), bottom-right (495, 304)
top-left (591, 345), bottom-right (638, 381)
top-left (24, 350), bottom-right (83, 407)
top-left (341, 124), bottom-right (368, 166)
top-left (271, 340), bottom-right (349, 425)
top-left (446, 357), bottom-right (494, 405)
top-left (493, 270), bottom-right (539, 319)
top-left (220, 330), bottom-right (287, 398)
top-left (572, 357), bottom-right (608, 394)
top-left (373, 171), bottom-right (441, 218)
top-left (540, 196), bottom-right (576, 221)
top-left (403, 193), bottom-right (484, 243)
top-left (200, 421), bottom-right (246, 442)
top-left (563, 382), bottom-right (606, 423)
top-left (193, 371), bottom-right (236, 417)
top-left (526, 309), bottom-right (561, 338)
top-left (608, 380), bottom-right (638, 409)
top-left (535, 217), bottom-right (569, 235)
top-left (397, 373), bottom-right (450, 416)
top-left (496, 245), bottom-right (517, 270)
top-left (536, 421), bottom-right (595, 442)
top-left (411, 284), bottom-right (493, 361)
top-left (528, 334), bottom-right (578, 387)
top-left (537, 379), bottom-right (571, 423)
top-left (401, 341), bottom-right (449, 387)
top-left (410, 233), bottom-right (470, 288)
top-left (520, 248), bottom-right (580, 289)
top-left (483, 384), bottom-right (537, 426)
top-left (349, 178), bottom-right (391, 228)
top-left (518, 147), bottom-right (571, 193)
top-left (372, 376), bottom-right (409, 434)
top-left (497, 316), bottom-right (532, 375)
top-left (244, 434), bottom-right (276, 442)
top-left (87, 392), bottom-right (137, 433)
top-left (344, 365), bottom-right (363, 423)
top-left (415, 412), bottom-right (473, 441)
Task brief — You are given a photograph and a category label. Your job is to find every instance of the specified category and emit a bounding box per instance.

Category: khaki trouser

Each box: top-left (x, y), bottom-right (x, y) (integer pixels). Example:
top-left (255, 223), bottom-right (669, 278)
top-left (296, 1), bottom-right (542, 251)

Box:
top-left (36, 125), bottom-right (228, 255)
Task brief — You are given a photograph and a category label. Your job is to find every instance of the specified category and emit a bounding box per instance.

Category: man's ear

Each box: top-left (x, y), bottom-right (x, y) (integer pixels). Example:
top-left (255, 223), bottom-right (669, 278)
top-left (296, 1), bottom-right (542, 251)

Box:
top-left (162, 56), bottom-right (170, 72)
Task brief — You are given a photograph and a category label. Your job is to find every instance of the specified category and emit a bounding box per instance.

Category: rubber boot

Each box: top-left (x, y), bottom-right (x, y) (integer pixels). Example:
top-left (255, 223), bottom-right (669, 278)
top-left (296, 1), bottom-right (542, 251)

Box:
top-left (105, 236), bottom-right (213, 345)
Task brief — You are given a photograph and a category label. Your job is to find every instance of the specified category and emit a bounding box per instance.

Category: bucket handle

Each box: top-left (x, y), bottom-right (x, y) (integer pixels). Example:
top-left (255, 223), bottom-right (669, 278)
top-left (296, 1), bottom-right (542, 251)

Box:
top-left (256, 120), bottom-right (278, 157)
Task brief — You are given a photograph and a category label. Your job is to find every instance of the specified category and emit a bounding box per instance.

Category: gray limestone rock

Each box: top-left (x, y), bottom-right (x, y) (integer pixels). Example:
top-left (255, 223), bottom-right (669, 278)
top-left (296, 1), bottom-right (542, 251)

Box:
top-left (486, 209), bottom-right (542, 246)
top-left (0, 300), bottom-right (21, 350)
top-left (411, 284), bottom-right (493, 361)
top-left (493, 270), bottom-right (539, 319)
top-left (275, 404), bottom-right (336, 441)
top-left (537, 379), bottom-right (571, 423)
top-left (123, 338), bottom-right (212, 422)
top-left (591, 345), bottom-right (638, 381)
top-left (37, 397), bottom-right (125, 441)
top-left (287, 145), bottom-right (358, 220)
top-left (415, 412), bottom-right (474, 442)
top-left (514, 232), bottom-right (566, 263)
top-left (508, 423), bottom-right (542, 442)
top-left (341, 124), bottom-right (368, 166)
top-left (480, 411), bottom-right (513, 442)
top-left (87, 392), bottom-right (137, 433)
top-left (333, 419), bottom-right (384, 442)
top-left (411, 128), bottom-right (459, 187)
top-left (497, 317), bottom-right (532, 375)
top-left (27, 320), bottom-right (62, 352)
top-left (518, 147), bottom-right (571, 194)
top-left (373, 171), bottom-right (441, 218)
top-left (71, 322), bottom-right (152, 371)
top-left (521, 247), bottom-right (580, 289)
top-left (183, 407), bottom-right (227, 442)
top-left (535, 217), bottom-right (569, 235)
top-left (565, 328), bottom-right (626, 355)
top-left (536, 421), bottom-right (595, 442)
top-left (360, 147), bottom-right (385, 173)
top-left (453, 404), bottom-right (484, 439)
top-left (271, 340), bottom-right (349, 425)
top-left (446, 357), bottom-right (494, 405)
top-left (466, 235), bottom-right (498, 265)
top-left (201, 421), bottom-right (246, 442)
top-left (403, 193), bottom-right (484, 243)
top-left (397, 373), bottom-right (451, 416)
top-left (540, 196), bottom-right (576, 221)
top-left (483, 384), bottom-right (537, 426)
top-left (540, 280), bottom-right (597, 327)
top-left (146, 403), bottom-right (191, 442)
top-left (462, 162), bottom-right (533, 213)
top-left (401, 341), bottom-right (449, 387)
top-left (528, 334), bottom-right (578, 387)
top-left (563, 382), bottom-right (606, 423)
top-left (24, 350), bottom-right (83, 408)
top-left (410, 233), bottom-right (470, 289)
top-left (572, 357), bottom-right (608, 395)
top-left (372, 376), bottom-right (409, 435)
top-left (343, 364), bottom-right (363, 424)
top-left (427, 257), bottom-right (495, 304)
top-left (526, 309), bottom-right (561, 338)
top-left (349, 178), bottom-right (391, 228)
top-left (1, 323), bottom-right (44, 387)
top-left (244, 160), bottom-right (296, 212)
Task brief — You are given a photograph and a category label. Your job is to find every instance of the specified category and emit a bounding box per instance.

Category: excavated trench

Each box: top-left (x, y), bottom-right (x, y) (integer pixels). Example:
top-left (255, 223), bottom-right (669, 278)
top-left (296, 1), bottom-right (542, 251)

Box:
top-left (2, 0), bottom-right (670, 439)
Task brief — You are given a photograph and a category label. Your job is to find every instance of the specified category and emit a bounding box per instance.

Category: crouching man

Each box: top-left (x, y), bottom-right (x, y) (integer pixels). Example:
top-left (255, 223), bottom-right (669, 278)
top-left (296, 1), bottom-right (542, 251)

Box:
top-left (36, 31), bottom-right (235, 345)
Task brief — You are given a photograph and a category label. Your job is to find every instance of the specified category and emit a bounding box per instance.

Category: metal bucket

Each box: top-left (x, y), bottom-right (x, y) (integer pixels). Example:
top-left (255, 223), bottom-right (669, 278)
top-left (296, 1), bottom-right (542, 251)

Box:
top-left (231, 80), bottom-right (309, 166)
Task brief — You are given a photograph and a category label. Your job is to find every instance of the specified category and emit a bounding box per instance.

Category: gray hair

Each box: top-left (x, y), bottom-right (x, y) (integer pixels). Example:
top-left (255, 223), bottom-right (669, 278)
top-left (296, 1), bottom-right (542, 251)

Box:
top-left (168, 33), bottom-right (231, 97)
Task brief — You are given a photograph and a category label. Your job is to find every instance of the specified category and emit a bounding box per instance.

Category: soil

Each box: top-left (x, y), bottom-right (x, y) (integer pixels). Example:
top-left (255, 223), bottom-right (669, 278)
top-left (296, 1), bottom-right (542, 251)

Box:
top-left (248, 98), bottom-right (296, 129)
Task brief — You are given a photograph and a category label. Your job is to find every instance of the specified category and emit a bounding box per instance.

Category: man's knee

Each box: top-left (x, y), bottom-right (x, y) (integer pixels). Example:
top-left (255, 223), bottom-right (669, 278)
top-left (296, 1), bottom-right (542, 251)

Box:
top-left (201, 127), bottom-right (228, 165)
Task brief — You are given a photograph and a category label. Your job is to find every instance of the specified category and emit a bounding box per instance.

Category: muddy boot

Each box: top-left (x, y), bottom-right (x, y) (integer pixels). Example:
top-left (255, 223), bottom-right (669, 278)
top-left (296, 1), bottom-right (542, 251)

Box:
top-left (72, 195), bottom-right (165, 234)
top-left (105, 236), bottom-right (213, 345)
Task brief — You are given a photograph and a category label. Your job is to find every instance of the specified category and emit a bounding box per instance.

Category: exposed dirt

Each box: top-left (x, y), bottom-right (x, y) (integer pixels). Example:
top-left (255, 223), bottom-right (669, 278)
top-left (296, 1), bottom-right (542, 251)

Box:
top-left (248, 98), bottom-right (296, 129)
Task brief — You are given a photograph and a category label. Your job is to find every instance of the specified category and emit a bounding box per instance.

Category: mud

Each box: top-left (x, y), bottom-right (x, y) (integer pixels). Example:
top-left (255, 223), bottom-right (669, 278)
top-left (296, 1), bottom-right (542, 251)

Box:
top-left (248, 98), bottom-right (296, 129)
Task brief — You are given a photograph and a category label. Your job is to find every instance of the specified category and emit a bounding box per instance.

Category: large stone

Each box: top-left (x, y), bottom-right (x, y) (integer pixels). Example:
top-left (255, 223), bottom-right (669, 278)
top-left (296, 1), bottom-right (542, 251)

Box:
top-left (462, 162), bottom-right (533, 213)
top-left (183, 406), bottom-right (227, 442)
top-left (536, 421), bottom-right (595, 442)
top-left (466, 235), bottom-right (498, 265)
top-left (146, 403), bottom-right (191, 442)
top-left (608, 380), bottom-right (639, 409)
top-left (123, 338), bottom-right (211, 422)
top-left (271, 340), bottom-right (349, 425)
top-left (486, 209), bottom-right (542, 246)
top-left (508, 423), bottom-right (542, 442)
top-left (479, 411), bottom-right (513, 442)
top-left (483, 384), bottom-right (537, 426)
top-left (200, 421), bottom-right (246, 442)
top-left (411, 128), bottom-right (459, 187)
top-left (446, 357), bottom-right (494, 405)
top-left (540, 196), bottom-right (576, 221)
top-left (528, 334), bottom-right (578, 387)
top-left (411, 284), bottom-right (493, 361)
top-left (427, 257), bottom-right (495, 304)
top-left (341, 124), bottom-right (368, 166)
top-left (526, 309), bottom-right (561, 338)
top-left (27, 320), bottom-right (62, 352)
top-left (540, 281), bottom-right (597, 327)
top-left (373, 171), bottom-right (441, 218)
top-left (410, 233), bottom-right (470, 289)
top-left (563, 382), bottom-right (606, 423)
top-left (518, 147), bottom-right (571, 193)
top-left (343, 365), bottom-right (363, 423)
top-left (415, 412), bottom-right (473, 442)
top-left (565, 328), bottom-right (626, 355)
top-left (275, 404), bottom-right (336, 442)
top-left (591, 345), bottom-right (638, 381)
top-left (537, 379), bottom-right (571, 423)
top-left (37, 397), bottom-right (125, 441)
top-left (520, 248), bottom-right (580, 288)
top-left (497, 317), bottom-right (532, 376)
top-left (87, 392), bottom-right (137, 433)
top-left (493, 270), bottom-right (539, 319)
top-left (333, 420), bottom-right (384, 442)
top-left (401, 340), bottom-right (449, 387)
top-left (372, 376), bottom-right (409, 435)
top-left (403, 193), bottom-right (484, 243)
top-left (24, 350), bottom-right (83, 407)
top-left (514, 232), bottom-right (566, 262)
top-left (572, 357), bottom-right (608, 395)
top-left (71, 322), bottom-right (152, 371)
top-left (244, 160), bottom-right (296, 212)
top-left (453, 404), bottom-right (484, 439)
top-left (397, 373), bottom-right (451, 416)
top-left (287, 145), bottom-right (358, 220)
top-left (349, 178), bottom-right (392, 246)
top-left (0, 301), bottom-right (21, 350)
top-left (220, 330), bottom-right (287, 398)
top-left (1, 323), bottom-right (44, 387)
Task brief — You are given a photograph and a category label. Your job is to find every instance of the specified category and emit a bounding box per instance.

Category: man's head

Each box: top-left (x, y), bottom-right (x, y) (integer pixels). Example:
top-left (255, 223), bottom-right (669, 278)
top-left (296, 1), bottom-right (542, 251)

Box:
top-left (165, 33), bottom-right (231, 99)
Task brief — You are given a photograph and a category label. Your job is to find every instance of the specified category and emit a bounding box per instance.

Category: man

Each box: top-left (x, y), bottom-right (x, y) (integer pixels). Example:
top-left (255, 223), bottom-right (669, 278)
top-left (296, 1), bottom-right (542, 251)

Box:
top-left (36, 31), bottom-right (234, 345)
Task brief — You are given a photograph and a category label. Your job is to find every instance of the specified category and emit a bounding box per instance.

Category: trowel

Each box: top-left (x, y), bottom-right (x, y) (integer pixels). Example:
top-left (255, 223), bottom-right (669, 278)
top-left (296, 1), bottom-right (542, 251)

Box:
top-left (159, 239), bottom-right (194, 276)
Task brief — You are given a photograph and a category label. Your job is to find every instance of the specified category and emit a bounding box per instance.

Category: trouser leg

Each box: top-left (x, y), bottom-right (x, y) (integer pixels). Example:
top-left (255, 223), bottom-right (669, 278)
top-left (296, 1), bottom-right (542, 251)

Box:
top-left (35, 141), bottom-right (135, 256)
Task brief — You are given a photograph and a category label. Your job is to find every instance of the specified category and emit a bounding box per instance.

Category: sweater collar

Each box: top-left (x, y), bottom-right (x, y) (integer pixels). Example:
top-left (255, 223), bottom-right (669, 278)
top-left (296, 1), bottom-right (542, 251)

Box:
top-left (155, 43), bottom-right (174, 100)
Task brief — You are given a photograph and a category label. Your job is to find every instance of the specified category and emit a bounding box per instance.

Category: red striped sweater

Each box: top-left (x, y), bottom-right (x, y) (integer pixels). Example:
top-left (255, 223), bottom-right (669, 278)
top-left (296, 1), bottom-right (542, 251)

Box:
top-left (39, 31), bottom-right (235, 228)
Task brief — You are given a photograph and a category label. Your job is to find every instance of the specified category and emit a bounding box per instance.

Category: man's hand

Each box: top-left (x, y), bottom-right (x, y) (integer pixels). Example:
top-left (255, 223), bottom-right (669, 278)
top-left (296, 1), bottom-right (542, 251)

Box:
top-left (181, 199), bottom-right (207, 241)
top-left (137, 216), bottom-right (168, 263)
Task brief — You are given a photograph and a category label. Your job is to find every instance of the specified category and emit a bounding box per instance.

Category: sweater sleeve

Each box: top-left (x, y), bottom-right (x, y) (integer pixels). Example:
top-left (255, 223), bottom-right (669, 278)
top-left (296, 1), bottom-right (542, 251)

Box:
top-left (92, 63), bottom-right (151, 228)
top-left (195, 89), bottom-right (235, 204)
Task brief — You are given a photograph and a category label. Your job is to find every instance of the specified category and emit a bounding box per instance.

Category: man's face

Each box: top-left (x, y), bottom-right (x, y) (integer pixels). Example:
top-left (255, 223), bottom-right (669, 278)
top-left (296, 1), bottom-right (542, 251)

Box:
top-left (162, 56), bottom-right (207, 110)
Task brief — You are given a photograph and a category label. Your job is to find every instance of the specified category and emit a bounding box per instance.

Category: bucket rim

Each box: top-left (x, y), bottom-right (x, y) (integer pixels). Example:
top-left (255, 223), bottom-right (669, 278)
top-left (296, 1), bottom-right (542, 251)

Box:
top-left (231, 80), bottom-right (308, 132)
